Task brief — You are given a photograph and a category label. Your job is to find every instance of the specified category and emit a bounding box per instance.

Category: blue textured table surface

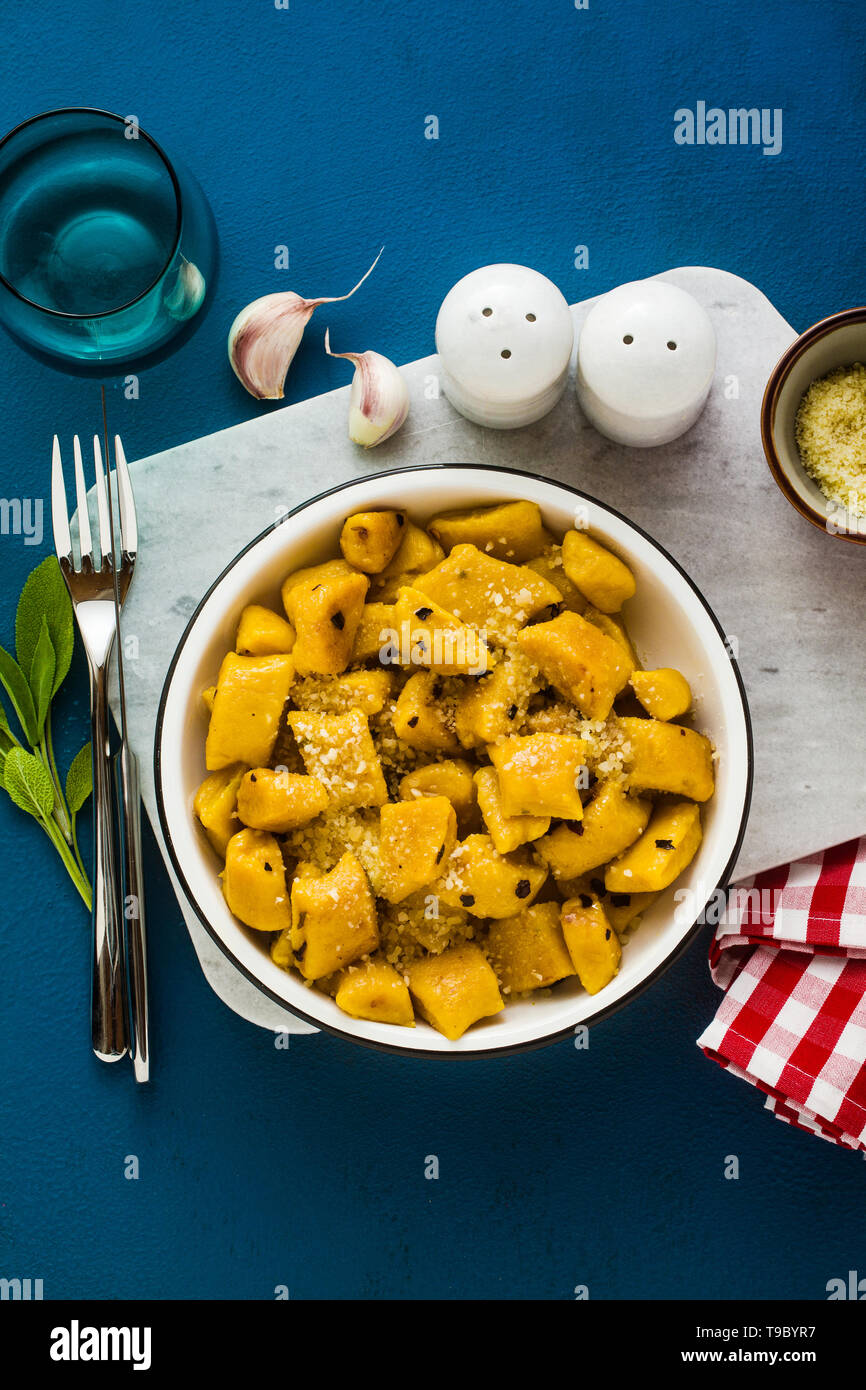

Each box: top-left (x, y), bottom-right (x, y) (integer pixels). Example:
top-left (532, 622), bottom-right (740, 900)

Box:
top-left (1, 0), bottom-right (864, 1301)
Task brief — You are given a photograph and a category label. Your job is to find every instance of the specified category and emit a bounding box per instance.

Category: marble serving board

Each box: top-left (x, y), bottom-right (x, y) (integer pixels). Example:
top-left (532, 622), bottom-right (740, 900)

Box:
top-left (119, 267), bottom-right (866, 1037)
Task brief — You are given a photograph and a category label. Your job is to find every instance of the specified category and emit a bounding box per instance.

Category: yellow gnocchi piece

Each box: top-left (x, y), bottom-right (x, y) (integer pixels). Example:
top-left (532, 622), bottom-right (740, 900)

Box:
top-left (414, 544), bottom-right (562, 644)
top-left (281, 558), bottom-right (369, 675)
top-left (618, 717), bottom-right (715, 801)
top-left (372, 522), bottom-right (445, 598)
top-left (340, 510), bottom-right (406, 573)
top-left (405, 943), bottom-right (504, 1040)
top-left (288, 708), bottom-right (388, 807)
top-left (222, 828), bottom-right (291, 932)
top-left (427, 501), bottom-right (551, 563)
top-left (236, 768), bottom-right (329, 832)
top-left (335, 958), bottom-right (415, 1026)
top-left (393, 672), bottom-right (460, 753)
top-left (454, 650), bottom-right (536, 747)
top-left (536, 781), bottom-right (652, 880)
top-left (561, 895), bottom-right (621, 994)
top-left (235, 604), bottom-right (296, 656)
top-left (350, 601), bottom-right (398, 664)
top-left (630, 668), bottom-right (692, 721)
top-left (488, 733), bottom-right (587, 820)
top-left (487, 901), bottom-right (576, 993)
top-left (399, 759), bottom-right (480, 834)
top-left (193, 765), bottom-right (246, 856)
top-left (474, 767), bottom-right (549, 855)
top-left (290, 851), bottom-right (379, 979)
top-left (561, 530), bottom-right (636, 613)
top-left (379, 796), bottom-right (458, 903)
top-left (292, 669), bottom-right (395, 717)
top-left (205, 653), bottom-right (295, 770)
top-left (524, 546), bottom-right (587, 614)
top-left (604, 889), bottom-right (659, 934)
top-left (583, 607), bottom-right (639, 668)
top-left (605, 801), bottom-right (702, 894)
top-left (517, 609), bottom-right (633, 720)
top-left (437, 834), bottom-right (548, 919)
top-left (392, 586), bottom-right (491, 676)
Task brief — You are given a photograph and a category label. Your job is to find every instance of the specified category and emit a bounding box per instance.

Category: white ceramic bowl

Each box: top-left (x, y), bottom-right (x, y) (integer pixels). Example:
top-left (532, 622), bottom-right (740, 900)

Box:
top-left (155, 466), bottom-right (752, 1057)
top-left (761, 307), bottom-right (866, 544)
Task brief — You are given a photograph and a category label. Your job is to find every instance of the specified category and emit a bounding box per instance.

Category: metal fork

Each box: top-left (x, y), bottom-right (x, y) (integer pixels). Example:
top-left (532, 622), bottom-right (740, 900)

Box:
top-left (52, 434), bottom-right (129, 1062)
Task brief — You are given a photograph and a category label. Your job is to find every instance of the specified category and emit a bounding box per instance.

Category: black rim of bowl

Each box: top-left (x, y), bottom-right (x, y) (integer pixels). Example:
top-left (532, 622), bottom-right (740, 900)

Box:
top-left (154, 463), bottom-right (754, 1059)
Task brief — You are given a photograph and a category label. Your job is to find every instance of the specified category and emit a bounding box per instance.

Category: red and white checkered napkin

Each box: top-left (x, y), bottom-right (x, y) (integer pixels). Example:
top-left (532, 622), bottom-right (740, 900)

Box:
top-left (697, 838), bottom-right (866, 1151)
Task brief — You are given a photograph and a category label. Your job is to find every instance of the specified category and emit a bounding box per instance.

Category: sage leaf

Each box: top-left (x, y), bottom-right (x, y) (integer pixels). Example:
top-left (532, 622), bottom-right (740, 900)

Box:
top-left (30, 616), bottom-right (56, 739)
top-left (0, 746), bottom-right (6, 789)
top-left (65, 743), bottom-right (93, 814)
top-left (0, 698), bottom-right (14, 753)
top-left (0, 645), bottom-right (37, 746)
top-left (3, 746), bottom-right (55, 821)
top-left (15, 555), bottom-right (74, 698)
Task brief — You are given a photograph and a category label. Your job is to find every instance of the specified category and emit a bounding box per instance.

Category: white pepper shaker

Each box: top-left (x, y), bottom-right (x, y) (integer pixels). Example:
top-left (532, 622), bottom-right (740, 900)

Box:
top-left (435, 264), bottom-right (574, 428)
top-left (576, 279), bottom-right (716, 447)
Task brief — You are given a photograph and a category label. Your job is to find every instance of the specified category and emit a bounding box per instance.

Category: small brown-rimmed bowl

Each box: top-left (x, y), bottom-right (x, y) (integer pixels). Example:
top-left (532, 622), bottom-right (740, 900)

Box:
top-left (761, 307), bottom-right (866, 545)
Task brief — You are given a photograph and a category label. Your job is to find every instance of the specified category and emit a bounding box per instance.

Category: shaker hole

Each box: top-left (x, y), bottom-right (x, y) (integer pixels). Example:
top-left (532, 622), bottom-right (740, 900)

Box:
top-left (667, 340), bottom-right (677, 350)
top-left (623, 334), bottom-right (634, 345)
top-left (500, 349), bottom-right (512, 359)
top-left (525, 313), bottom-right (536, 322)
top-left (482, 307), bottom-right (493, 317)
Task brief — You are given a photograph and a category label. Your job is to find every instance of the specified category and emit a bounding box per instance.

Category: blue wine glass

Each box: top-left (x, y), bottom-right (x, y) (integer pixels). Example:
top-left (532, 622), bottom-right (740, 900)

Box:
top-left (0, 107), bottom-right (217, 373)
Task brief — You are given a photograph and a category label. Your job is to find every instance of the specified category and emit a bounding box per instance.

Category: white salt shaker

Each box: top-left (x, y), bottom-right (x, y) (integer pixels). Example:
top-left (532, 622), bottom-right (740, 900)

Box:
top-left (576, 279), bottom-right (716, 447)
top-left (435, 264), bottom-right (574, 428)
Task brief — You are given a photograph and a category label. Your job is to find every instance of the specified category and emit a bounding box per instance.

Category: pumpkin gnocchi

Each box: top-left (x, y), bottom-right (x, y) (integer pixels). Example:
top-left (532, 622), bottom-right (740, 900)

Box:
top-left (195, 502), bottom-right (715, 1040)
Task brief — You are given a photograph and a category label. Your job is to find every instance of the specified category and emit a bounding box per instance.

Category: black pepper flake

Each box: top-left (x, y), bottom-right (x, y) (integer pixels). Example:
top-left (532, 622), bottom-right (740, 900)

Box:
top-left (311, 584), bottom-right (322, 592)
top-left (680, 727), bottom-right (686, 736)
top-left (414, 606), bottom-right (433, 621)
top-left (435, 844), bottom-right (445, 864)
top-left (655, 838), bottom-right (674, 850)
top-left (507, 703), bottom-right (518, 720)
top-left (605, 928), bottom-right (611, 940)
top-left (330, 611), bottom-right (345, 630)
top-left (407, 715), bottom-right (419, 728)
top-left (610, 893), bottom-right (631, 907)
top-left (264, 862), bottom-right (273, 872)
top-left (250, 773), bottom-right (257, 783)
top-left (542, 601), bottom-right (564, 621)
top-left (590, 877), bottom-right (607, 898)
top-left (579, 893), bottom-right (593, 908)
top-left (515, 879), bottom-right (531, 899)
top-left (460, 893), bottom-right (475, 907)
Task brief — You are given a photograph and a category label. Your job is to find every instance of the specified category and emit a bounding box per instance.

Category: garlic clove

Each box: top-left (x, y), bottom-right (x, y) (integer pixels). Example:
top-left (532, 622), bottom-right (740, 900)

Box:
top-left (325, 329), bottom-right (410, 448)
top-left (228, 248), bottom-right (383, 400)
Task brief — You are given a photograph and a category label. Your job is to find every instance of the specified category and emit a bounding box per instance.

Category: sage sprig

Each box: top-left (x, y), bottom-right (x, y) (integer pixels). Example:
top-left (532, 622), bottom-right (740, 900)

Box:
top-left (1, 557), bottom-right (92, 909)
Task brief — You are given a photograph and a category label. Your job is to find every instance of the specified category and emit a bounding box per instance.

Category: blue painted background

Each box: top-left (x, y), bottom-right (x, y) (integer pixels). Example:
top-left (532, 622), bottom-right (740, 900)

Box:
top-left (1, 0), bottom-right (864, 1300)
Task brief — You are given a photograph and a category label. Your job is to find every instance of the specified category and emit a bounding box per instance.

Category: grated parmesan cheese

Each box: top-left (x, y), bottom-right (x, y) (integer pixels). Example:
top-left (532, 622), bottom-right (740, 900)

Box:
top-left (795, 362), bottom-right (866, 518)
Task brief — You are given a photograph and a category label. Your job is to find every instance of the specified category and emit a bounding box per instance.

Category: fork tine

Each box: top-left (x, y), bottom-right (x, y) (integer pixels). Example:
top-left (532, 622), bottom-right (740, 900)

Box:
top-left (113, 436), bottom-right (138, 556)
top-left (73, 434), bottom-right (93, 563)
top-left (51, 435), bottom-right (72, 562)
top-left (92, 435), bottom-right (113, 569)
